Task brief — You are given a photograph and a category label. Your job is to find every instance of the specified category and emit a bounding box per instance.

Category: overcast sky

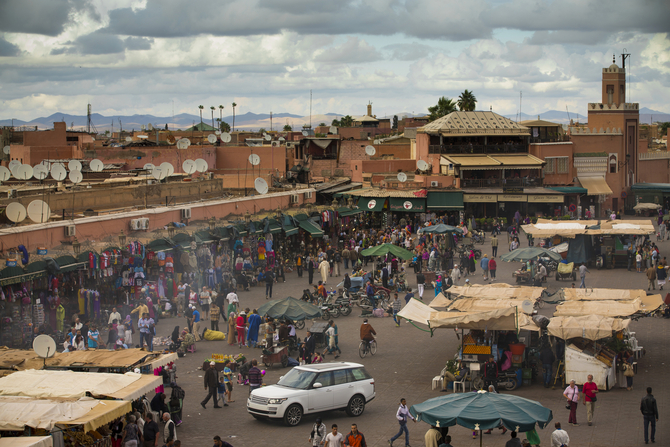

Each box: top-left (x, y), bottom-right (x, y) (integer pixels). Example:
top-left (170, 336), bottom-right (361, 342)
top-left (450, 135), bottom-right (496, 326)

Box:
top-left (1, 0), bottom-right (669, 121)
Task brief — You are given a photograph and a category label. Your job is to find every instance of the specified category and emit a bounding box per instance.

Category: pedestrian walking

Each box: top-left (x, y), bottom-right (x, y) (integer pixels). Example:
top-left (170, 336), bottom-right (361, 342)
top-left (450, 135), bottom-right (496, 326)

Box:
top-left (450, 265), bottom-right (460, 286)
top-left (308, 257), bottom-right (315, 285)
top-left (209, 302), bottom-right (220, 331)
top-left (325, 424), bottom-right (344, 447)
top-left (392, 294), bottom-right (402, 327)
top-left (344, 424), bottom-right (367, 447)
top-left (162, 413), bottom-right (177, 445)
top-left (578, 263), bottom-right (589, 288)
top-left (582, 374), bottom-right (598, 426)
top-left (563, 380), bottom-right (580, 426)
top-left (416, 272), bottom-right (425, 300)
top-left (491, 234), bottom-right (498, 258)
top-left (142, 413), bottom-right (160, 447)
top-left (488, 257), bottom-right (497, 281)
top-left (637, 251), bottom-right (643, 272)
top-left (550, 422), bottom-right (569, 447)
top-left (248, 359), bottom-right (263, 395)
top-left (540, 346), bottom-right (555, 388)
top-left (309, 418), bottom-right (327, 447)
top-left (319, 259), bottom-right (330, 285)
top-left (480, 254), bottom-right (489, 280)
top-left (121, 414), bottom-right (142, 447)
top-left (388, 398), bottom-right (416, 447)
top-left (646, 265), bottom-right (657, 291)
top-left (201, 362), bottom-right (221, 409)
top-left (640, 387), bottom-right (659, 444)
top-left (265, 269), bottom-right (274, 299)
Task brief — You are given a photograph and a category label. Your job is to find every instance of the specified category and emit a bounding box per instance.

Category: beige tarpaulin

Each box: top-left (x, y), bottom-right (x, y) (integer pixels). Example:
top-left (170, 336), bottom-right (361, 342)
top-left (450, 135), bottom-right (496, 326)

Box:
top-left (134, 352), bottom-right (178, 370)
top-left (447, 298), bottom-right (534, 314)
top-left (559, 288), bottom-right (647, 301)
top-left (0, 396), bottom-right (99, 431)
top-left (522, 218), bottom-right (655, 238)
top-left (428, 292), bottom-right (452, 308)
top-left (554, 299), bottom-right (641, 317)
top-left (633, 203), bottom-right (661, 211)
top-left (46, 348), bottom-right (154, 368)
top-left (0, 437), bottom-right (53, 447)
top-left (397, 298), bottom-right (436, 326)
top-left (446, 284), bottom-right (544, 300)
top-left (548, 316), bottom-right (631, 341)
top-left (60, 399), bottom-right (132, 432)
top-left (0, 347), bottom-right (44, 373)
top-left (429, 307), bottom-right (539, 331)
top-left (0, 370), bottom-right (161, 401)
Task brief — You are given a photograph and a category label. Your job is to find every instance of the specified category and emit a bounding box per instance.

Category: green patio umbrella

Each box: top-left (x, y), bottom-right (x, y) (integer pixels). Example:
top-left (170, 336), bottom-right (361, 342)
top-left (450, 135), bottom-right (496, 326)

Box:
top-left (410, 390), bottom-right (553, 447)
top-left (500, 246), bottom-right (562, 263)
top-left (360, 243), bottom-right (414, 260)
top-left (257, 296), bottom-right (322, 321)
top-left (417, 224), bottom-right (464, 235)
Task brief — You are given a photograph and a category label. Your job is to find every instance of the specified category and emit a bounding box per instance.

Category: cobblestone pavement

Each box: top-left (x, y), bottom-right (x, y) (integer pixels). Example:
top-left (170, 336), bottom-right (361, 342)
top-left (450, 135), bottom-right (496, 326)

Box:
top-left (156, 222), bottom-right (669, 447)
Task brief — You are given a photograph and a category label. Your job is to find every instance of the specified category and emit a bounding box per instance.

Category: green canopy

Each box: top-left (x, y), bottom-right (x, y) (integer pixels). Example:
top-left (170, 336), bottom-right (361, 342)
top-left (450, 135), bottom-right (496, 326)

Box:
top-left (194, 230), bottom-right (218, 244)
top-left (257, 296), bottom-right (322, 321)
top-left (337, 206), bottom-right (362, 218)
top-left (410, 390), bottom-right (553, 434)
top-left (267, 220), bottom-right (282, 234)
top-left (418, 224), bottom-right (464, 235)
top-left (389, 197), bottom-right (425, 213)
top-left (360, 243), bottom-right (414, 260)
top-left (357, 197), bottom-right (385, 212)
top-left (55, 255), bottom-right (84, 272)
top-left (500, 247), bottom-right (562, 263)
top-left (146, 238), bottom-right (175, 253)
top-left (299, 220), bottom-right (324, 238)
top-left (172, 233), bottom-right (193, 248)
top-left (427, 191), bottom-right (464, 209)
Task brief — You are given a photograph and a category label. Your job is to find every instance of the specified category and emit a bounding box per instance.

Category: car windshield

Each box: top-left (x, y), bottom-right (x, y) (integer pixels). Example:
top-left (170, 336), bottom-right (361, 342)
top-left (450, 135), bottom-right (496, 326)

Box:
top-left (277, 368), bottom-right (317, 390)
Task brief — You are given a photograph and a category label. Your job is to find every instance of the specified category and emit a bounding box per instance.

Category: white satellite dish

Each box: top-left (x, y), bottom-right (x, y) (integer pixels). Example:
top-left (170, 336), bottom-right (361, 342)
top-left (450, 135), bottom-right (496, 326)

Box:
top-left (302, 131), bottom-right (309, 136)
top-left (148, 123), bottom-right (153, 130)
top-left (27, 200), bottom-right (51, 223)
top-left (177, 138), bottom-right (191, 150)
top-left (329, 126), bottom-right (337, 134)
top-left (33, 334), bottom-right (57, 358)
top-left (195, 158), bottom-right (208, 173)
top-left (160, 162), bottom-right (175, 177)
top-left (521, 300), bottom-right (534, 314)
top-left (33, 164), bottom-right (48, 180)
top-left (151, 167), bottom-right (166, 181)
top-left (365, 145), bottom-right (376, 156)
top-left (125, 136), bottom-right (132, 142)
top-left (8, 160), bottom-right (21, 171)
top-left (143, 163), bottom-right (155, 171)
top-left (3, 145), bottom-right (10, 155)
top-left (16, 164), bottom-right (33, 180)
top-left (137, 135), bottom-right (149, 139)
top-left (50, 164), bottom-right (67, 181)
top-left (182, 160), bottom-right (197, 174)
top-left (417, 159), bottom-right (429, 171)
top-left (6, 202), bottom-right (27, 223)
top-left (68, 160), bottom-right (82, 172)
top-left (278, 137), bottom-right (285, 142)
top-left (254, 177), bottom-right (268, 194)
top-left (207, 134), bottom-right (217, 144)
top-left (141, 125), bottom-right (145, 131)
top-left (69, 170), bottom-right (83, 184)
top-left (0, 166), bottom-right (11, 181)
top-left (397, 172), bottom-right (407, 182)
top-left (264, 134), bottom-right (271, 142)
top-left (215, 130), bottom-right (221, 136)
top-left (90, 159), bottom-right (104, 172)
top-left (249, 154), bottom-right (260, 166)
top-left (221, 133), bottom-right (232, 143)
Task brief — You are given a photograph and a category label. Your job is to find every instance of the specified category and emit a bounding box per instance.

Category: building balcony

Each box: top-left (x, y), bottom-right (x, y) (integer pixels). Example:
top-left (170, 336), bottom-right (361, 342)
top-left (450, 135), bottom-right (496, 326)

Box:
top-left (428, 144), bottom-right (527, 155)
top-left (460, 177), bottom-right (542, 188)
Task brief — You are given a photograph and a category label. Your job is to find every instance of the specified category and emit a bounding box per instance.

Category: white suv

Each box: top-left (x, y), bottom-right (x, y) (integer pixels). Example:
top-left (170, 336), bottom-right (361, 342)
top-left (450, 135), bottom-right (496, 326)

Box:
top-left (247, 362), bottom-right (375, 426)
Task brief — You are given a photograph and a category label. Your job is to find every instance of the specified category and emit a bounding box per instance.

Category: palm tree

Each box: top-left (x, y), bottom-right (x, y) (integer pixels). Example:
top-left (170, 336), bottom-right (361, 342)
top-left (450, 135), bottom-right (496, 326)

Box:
top-left (283, 124), bottom-right (292, 131)
top-left (198, 105), bottom-right (204, 125)
top-left (219, 105), bottom-right (224, 124)
top-left (427, 96), bottom-right (457, 122)
top-left (232, 102), bottom-right (237, 131)
top-left (457, 90), bottom-right (477, 111)
top-left (210, 106), bottom-right (215, 129)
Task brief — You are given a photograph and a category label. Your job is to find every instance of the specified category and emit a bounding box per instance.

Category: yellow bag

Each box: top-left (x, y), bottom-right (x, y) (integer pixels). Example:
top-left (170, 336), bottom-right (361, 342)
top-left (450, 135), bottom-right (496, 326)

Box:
top-left (203, 329), bottom-right (226, 341)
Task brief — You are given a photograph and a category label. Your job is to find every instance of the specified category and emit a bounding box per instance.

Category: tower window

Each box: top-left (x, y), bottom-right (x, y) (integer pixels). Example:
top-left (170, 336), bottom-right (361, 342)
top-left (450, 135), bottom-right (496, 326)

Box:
top-left (606, 85), bottom-right (614, 104)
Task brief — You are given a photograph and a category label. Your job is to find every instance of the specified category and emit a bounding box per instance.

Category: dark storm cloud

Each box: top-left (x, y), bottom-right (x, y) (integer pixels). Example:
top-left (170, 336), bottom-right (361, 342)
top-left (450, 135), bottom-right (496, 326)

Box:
top-left (0, 37), bottom-right (21, 56)
top-left (74, 31), bottom-right (125, 55)
top-left (0, 0), bottom-right (73, 36)
top-left (124, 37), bottom-right (154, 51)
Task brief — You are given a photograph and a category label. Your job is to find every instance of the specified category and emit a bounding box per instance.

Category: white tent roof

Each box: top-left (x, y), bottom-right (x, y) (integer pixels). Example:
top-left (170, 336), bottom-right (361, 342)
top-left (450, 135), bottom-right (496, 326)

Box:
top-left (0, 437), bottom-right (53, 447)
top-left (548, 316), bottom-right (631, 341)
top-left (0, 396), bottom-right (98, 431)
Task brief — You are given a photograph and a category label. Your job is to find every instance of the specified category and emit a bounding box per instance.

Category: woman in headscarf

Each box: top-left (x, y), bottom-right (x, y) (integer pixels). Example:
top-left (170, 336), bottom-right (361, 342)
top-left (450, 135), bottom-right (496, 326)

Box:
top-left (170, 325), bottom-right (181, 351)
top-left (146, 297), bottom-right (155, 320)
top-left (434, 275), bottom-right (443, 297)
top-left (177, 328), bottom-right (195, 354)
top-left (227, 312), bottom-right (236, 345)
top-left (236, 312), bottom-right (246, 348)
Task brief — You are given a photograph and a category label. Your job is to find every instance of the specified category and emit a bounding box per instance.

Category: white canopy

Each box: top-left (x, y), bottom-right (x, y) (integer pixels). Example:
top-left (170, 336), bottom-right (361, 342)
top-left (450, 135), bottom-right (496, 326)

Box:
top-left (554, 299), bottom-right (641, 317)
top-left (0, 437), bottom-right (53, 447)
top-left (448, 298), bottom-right (534, 314)
top-left (445, 283), bottom-right (545, 300)
top-left (0, 396), bottom-right (98, 431)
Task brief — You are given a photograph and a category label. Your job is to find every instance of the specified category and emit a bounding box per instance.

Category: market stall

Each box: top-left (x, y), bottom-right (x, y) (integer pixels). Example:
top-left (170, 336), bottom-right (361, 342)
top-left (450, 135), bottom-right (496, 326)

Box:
top-left (0, 436), bottom-right (53, 447)
top-left (44, 348), bottom-right (165, 371)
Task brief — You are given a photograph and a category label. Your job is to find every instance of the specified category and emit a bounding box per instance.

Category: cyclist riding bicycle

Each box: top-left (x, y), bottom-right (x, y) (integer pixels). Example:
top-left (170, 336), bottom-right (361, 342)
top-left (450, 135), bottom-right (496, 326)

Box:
top-left (360, 319), bottom-right (376, 343)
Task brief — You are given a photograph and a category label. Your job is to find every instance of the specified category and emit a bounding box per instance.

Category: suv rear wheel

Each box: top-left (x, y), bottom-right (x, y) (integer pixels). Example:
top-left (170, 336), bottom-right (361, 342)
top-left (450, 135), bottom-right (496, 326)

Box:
top-left (345, 394), bottom-right (366, 417)
top-left (283, 403), bottom-right (303, 426)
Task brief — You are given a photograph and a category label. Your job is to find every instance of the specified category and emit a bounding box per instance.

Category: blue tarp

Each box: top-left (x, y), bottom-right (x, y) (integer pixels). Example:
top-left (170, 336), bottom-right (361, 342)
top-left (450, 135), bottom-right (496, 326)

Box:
top-left (565, 235), bottom-right (593, 264)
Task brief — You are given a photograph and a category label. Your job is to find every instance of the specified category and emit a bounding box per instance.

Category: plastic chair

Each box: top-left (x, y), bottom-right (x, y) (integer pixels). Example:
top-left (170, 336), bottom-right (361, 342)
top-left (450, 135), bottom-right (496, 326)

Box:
top-left (187, 344), bottom-right (196, 353)
top-left (453, 373), bottom-right (471, 393)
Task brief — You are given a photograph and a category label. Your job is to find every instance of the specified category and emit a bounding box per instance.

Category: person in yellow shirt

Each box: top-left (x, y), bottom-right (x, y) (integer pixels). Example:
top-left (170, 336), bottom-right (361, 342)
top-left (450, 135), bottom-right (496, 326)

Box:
top-left (131, 303), bottom-right (149, 324)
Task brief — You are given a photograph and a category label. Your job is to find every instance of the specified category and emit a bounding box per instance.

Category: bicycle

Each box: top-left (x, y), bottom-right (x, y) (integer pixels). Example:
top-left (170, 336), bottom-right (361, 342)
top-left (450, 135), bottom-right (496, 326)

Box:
top-left (358, 339), bottom-right (377, 358)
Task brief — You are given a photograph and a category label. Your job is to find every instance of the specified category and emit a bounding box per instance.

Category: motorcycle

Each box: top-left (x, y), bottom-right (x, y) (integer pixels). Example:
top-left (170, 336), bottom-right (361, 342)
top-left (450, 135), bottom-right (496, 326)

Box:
top-left (317, 297), bottom-right (340, 320)
top-left (301, 289), bottom-right (318, 305)
top-left (473, 370), bottom-right (519, 391)
top-left (471, 230), bottom-right (486, 245)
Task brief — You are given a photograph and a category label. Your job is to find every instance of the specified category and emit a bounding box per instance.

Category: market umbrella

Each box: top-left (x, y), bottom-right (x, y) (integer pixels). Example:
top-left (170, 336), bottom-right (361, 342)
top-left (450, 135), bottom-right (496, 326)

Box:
top-left (500, 247), bottom-right (562, 263)
top-left (257, 296), bottom-right (322, 321)
top-left (418, 224), bottom-right (464, 235)
top-left (360, 243), bottom-right (414, 260)
top-left (410, 390), bottom-right (553, 447)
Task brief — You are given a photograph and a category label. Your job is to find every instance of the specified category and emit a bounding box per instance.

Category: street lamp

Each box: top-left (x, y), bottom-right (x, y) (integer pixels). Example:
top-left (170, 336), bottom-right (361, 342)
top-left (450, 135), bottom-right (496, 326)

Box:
top-left (167, 223), bottom-right (176, 239)
top-left (72, 238), bottom-right (81, 256)
top-left (347, 197), bottom-right (354, 209)
top-left (118, 230), bottom-right (126, 247)
top-left (244, 210), bottom-right (251, 223)
top-left (331, 198), bottom-right (339, 208)
top-left (208, 216), bottom-right (216, 231)
top-left (275, 206), bottom-right (282, 220)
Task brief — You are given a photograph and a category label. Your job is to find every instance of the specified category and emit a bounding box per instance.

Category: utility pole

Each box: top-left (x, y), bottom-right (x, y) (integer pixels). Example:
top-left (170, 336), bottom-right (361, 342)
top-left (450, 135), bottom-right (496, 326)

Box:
top-left (270, 112), bottom-right (273, 132)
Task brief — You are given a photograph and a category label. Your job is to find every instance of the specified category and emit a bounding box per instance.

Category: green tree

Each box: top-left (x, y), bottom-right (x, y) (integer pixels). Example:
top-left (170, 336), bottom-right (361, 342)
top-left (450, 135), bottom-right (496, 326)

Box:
top-left (258, 128), bottom-right (266, 134)
top-left (659, 122), bottom-right (670, 136)
top-left (283, 124), bottom-right (292, 131)
top-left (218, 105), bottom-right (224, 123)
top-left (232, 102), bottom-right (237, 131)
top-left (392, 115), bottom-right (398, 130)
top-left (457, 90), bottom-right (477, 111)
top-left (198, 105), bottom-right (204, 124)
top-left (318, 122), bottom-right (326, 127)
top-left (428, 97), bottom-right (456, 122)
top-left (219, 121), bottom-right (231, 132)
top-left (210, 106), bottom-right (215, 128)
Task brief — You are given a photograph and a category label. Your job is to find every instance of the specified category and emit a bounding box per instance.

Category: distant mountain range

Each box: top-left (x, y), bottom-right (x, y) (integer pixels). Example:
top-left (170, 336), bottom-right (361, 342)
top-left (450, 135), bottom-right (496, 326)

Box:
top-left (2, 107), bottom-right (667, 132)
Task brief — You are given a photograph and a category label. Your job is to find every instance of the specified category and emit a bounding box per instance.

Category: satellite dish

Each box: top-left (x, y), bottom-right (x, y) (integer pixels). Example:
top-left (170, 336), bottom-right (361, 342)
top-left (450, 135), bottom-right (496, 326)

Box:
top-left (254, 177), bottom-right (268, 194)
top-left (221, 133), bottom-right (232, 143)
top-left (8, 160), bottom-right (21, 171)
top-left (278, 137), bottom-right (285, 142)
top-left (374, 139), bottom-right (381, 145)
top-left (90, 159), bottom-right (104, 172)
top-left (33, 164), bottom-right (48, 180)
top-left (3, 145), bottom-right (10, 155)
top-left (125, 136), bottom-right (132, 142)
top-left (148, 123), bottom-right (153, 130)
top-left (249, 154), bottom-right (261, 166)
top-left (365, 145), bottom-right (376, 156)
top-left (69, 170), bottom-right (83, 184)
top-left (417, 159), bottom-right (429, 171)
top-left (160, 162), bottom-right (175, 176)
top-left (207, 134), bottom-right (217, 144)
top-left (16, 164), bottom-right (33, 180)
top-left (264, 134), bottom-right (271, 142)
top-left (302, 131), bottom-right (309, 136)
top-left (0, 166), bottom-right (11, 181)
top-left (137, 135), bottom-right (149, 139)
top-left (143, 163), bottom-right (155, 170)
top-left (215, 130), bottom-right (221, 136)
top-left (33, 334), bottom-right (57, 358)
top-left (141, 125), bottom-right (145, 131)
top-left (68, 160), bottom-right (82, 172)
top-left (177, 138), bottom-right (191, 150)
top-left (6, 202), bottom-right (27, 223)
top-left (27, 200), bottom-right (51, 223)
top-left (50, 164), bottom-right (67, 181)
top-left (182, 159), bottom-right (197, 174)
top-left (329, 126), bottom-right (336, 134)
top-left (397, 172), bottom-right (407, 182)
top-left (521, 300), bottom-right (534, 314)
top-left (151, 167), bottom-right (166, 180)
top-left (195, 158), bottom-right (208, 173)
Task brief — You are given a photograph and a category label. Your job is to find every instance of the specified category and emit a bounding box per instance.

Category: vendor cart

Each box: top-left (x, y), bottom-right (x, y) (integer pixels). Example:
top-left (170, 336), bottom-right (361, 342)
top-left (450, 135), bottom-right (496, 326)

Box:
top-left (261, 345), bottom-right (289, 368)
top-left (555, 262), bottom-right (577, 281)
top-left (513, 269), bottom-right (533, 284)
top-left (308, 321), bottom-right (329, 348)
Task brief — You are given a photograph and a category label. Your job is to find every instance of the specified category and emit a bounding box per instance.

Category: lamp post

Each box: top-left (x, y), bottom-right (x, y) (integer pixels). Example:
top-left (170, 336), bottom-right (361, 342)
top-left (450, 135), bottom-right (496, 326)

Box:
top-left (331, 198), bottom-right (339, 209)
top-left (275, 206), bottom-right (282, 220)
top-left (72, 238), bottom-right (81, 256)
top-left (244, 210), bottom-right (251, 223)
top-left (167, 223), bottom-right (175, 239)
top-left (347, 197), bottom-right (354, 209)
top-left (208, 216), bottom-right (216, 231)
top-left (118, 230), bottom-right (126, 247)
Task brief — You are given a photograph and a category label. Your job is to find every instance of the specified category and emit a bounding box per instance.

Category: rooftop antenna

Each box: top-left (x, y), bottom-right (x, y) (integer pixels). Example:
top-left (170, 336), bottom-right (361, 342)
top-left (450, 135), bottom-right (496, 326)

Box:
top-left (309, 90), bottom-right (312, 130)
top-left (86, 104), bottom-right (97, 134)
top-left (118, 118), bottom-right (122, 133)
top-left (270, 111), bottom-right (273, 132)
top-left (519, 91), bottom-right (522, 122)
top-left (566, 105), bottom-right (571, 123)
top-left (621, 49), bottom-right (631, 104)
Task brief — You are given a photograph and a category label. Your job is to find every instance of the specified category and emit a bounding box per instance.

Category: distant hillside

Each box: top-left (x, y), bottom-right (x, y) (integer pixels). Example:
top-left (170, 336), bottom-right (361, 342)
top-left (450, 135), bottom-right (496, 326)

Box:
top-left (503, 110), bottom-right (587, 124)
top-left (640, 108), bottom-right (670, 124)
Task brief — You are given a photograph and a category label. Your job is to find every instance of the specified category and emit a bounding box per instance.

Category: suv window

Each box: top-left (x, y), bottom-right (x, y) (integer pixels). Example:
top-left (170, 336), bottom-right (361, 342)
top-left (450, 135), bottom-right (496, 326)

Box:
top-left (350, 367), bottom-right (371, 381)
top-left (315, 372), bottom-right (333, 387)
top-left (332, 369), bottom-right (350, 385)
top-left (277, 369), bottom-right (317, 390)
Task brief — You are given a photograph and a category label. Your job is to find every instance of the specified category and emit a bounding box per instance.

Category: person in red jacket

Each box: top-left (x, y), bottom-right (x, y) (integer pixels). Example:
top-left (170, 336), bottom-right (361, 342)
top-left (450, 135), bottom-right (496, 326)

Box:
top-left (488, 257), bottom-right (497, 282)
top-left (344, 423), bottom-right (367, 447)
